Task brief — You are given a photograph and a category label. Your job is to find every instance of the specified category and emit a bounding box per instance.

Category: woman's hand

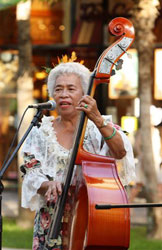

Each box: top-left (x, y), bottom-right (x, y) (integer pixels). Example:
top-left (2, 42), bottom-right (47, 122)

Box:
top-left (38, 181), bottom-right (62, 204)
top-left (76, 95), bottom-right (103, 128)
top-left (76, 95), bottom-right (126, 159)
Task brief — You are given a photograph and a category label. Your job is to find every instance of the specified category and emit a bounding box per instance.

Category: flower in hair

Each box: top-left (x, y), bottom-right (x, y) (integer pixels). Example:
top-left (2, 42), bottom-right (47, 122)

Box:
top-left (43, 51), bottom-right (84, 74)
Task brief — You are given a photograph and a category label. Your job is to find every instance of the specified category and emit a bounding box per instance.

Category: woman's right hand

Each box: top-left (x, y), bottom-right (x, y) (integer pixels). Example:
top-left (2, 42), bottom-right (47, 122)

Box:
top-left (38, 181), bottom-right (62, 203)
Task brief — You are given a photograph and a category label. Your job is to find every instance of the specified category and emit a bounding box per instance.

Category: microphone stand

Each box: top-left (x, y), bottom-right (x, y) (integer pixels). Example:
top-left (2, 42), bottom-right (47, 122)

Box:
top-left (0, 109), bottom-right (42, 250)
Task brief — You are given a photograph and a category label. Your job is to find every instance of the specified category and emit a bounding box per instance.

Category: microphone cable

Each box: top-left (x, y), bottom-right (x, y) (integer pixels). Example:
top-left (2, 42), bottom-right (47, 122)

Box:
top-left (0, 106), bottom-right (29, 173)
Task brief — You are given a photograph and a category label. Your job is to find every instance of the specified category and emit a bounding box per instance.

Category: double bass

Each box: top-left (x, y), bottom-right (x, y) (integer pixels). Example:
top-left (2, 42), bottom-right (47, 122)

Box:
top-left (44, 17), bottom-right (135, 250)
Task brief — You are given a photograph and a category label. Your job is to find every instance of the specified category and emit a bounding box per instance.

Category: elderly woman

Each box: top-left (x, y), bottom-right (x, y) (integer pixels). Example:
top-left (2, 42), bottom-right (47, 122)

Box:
top-left (21, 62), bottom-right (135, 250)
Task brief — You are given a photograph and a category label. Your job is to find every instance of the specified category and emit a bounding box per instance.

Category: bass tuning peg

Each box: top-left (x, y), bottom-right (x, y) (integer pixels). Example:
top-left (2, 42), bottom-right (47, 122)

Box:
top-left (115, 59), bottom-right (123, 70)
top-left (111, 69), bottom-right (116, 76)
top-left (117, 44), bottom-right (132, 59)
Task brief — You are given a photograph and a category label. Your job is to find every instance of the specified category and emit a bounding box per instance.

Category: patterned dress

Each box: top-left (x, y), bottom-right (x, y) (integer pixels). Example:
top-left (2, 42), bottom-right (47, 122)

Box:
top-left (20, 115), bottom-right (135, 250)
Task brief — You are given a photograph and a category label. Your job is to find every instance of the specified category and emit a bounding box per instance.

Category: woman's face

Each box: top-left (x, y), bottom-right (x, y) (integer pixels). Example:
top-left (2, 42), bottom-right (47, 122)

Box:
top-left (53, 73), bottom-right (84, 118)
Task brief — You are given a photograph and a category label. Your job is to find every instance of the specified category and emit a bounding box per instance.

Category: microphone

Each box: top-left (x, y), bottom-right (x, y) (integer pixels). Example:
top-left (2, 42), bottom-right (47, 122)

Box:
top-left (28, 100), bottom-right (56, 110)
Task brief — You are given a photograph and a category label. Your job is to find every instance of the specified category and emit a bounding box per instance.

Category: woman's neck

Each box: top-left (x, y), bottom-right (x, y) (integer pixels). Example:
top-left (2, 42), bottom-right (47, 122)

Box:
top-left (53, 114), bottom-right (81, 150)
top-left (56, 114), bottom-right (80, 132)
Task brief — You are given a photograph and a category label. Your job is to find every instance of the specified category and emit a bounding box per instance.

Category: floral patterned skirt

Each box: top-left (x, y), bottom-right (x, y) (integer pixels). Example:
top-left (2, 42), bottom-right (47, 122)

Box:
top-left (33, 206), bottom-right (61, 250)
top-left (32, 197), bottom-right (72, 250)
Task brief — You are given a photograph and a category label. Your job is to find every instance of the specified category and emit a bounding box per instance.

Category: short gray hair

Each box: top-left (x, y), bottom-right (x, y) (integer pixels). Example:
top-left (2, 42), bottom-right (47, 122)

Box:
top-left (47, 62), bottom-right (91, 97)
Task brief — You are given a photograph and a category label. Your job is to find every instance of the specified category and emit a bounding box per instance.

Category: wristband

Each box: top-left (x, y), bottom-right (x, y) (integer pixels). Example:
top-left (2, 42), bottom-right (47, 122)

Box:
top-left (104, 127), bottom-right (116, 140)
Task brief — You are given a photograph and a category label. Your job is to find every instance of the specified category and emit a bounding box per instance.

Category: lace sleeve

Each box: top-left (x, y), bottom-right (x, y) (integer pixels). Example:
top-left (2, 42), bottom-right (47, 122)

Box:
top-left (116, 131), bottom-right (136, 186)
top-left (21, 153), bottom-right (48, 211)
top-left (21, 126), bottom-right (46, 164)
top-left (20, 126), bottom-right (49, 211)
top-left (84, 116), bottom-right (136, 186)
top-left (84, 115), bottom-right (112, 155)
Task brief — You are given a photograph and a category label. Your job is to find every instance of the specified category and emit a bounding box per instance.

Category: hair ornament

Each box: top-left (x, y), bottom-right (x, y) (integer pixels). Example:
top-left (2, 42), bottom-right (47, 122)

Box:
top-left (43, 51), bottom-right (84, 74)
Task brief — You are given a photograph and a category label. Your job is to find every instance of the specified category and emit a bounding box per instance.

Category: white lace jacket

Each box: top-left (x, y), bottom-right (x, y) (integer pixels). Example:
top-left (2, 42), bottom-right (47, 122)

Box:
top-left (21, 115), bottom-right (136, 211)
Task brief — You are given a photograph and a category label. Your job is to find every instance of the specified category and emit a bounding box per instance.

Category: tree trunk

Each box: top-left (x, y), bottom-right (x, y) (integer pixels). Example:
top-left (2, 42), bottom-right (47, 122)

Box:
top-left (131, 0), bottom-right (162, 238)
top-left (16, 0), bottom-right (35, 228)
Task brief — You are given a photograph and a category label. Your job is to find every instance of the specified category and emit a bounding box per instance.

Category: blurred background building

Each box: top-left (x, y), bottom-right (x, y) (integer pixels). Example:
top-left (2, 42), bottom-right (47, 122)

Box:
top-left (0, 0), bottom-right (162, 184)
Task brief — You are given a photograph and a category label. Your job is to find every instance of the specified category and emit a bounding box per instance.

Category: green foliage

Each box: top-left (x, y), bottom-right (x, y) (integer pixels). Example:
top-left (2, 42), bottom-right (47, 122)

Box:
top-left (130, 226), bottom-right (162, 250)
top-left (0, 0), bottom-right (25, 10)
top-left (42, 66), bottom-right (52, 74)
top-left (0, 0), bottom-right (61, 10)
top-left (2, 217), bottom-right (33, 249)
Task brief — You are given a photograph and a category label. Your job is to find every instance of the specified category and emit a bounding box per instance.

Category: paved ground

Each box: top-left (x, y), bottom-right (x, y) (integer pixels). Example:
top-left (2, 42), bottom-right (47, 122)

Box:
top-left (2, 189), bottom-right (19, 217)
top-left (1, 188), bottom-right (148, 222)
top-left (130, 198), bottom-right (147, 225)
